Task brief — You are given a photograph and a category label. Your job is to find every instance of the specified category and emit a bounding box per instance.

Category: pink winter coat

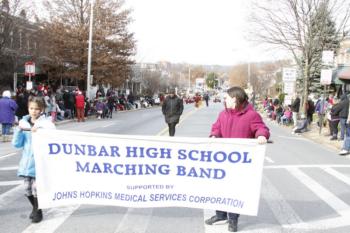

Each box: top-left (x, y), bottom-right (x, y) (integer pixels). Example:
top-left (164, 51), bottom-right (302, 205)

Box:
top-left (211, 104), bottom-right (270, 139)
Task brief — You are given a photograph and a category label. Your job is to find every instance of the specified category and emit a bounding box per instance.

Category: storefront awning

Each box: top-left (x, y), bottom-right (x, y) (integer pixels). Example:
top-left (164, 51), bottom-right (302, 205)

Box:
top-left (338, 65), bottom-right (350, 80)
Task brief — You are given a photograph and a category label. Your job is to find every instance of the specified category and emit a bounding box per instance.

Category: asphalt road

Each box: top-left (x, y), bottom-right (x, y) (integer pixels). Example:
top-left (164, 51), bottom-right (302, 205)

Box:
top-left (1, 102), bottom-right (350, 233)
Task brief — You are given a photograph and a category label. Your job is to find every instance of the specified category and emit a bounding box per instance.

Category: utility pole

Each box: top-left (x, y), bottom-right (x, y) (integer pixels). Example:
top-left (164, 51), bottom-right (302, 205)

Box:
top-left (87, 0), bottom-right (94, 99)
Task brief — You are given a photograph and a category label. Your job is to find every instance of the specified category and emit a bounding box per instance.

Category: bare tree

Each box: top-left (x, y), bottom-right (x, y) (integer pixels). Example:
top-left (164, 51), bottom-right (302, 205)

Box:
top-left (249, 0), bottom-right (350, 112)
top-left (141, 70), bottom-right (162, 95)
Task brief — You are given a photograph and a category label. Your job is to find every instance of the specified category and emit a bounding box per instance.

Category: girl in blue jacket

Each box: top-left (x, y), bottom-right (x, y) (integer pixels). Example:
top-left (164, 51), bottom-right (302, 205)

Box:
top-left (12, 96), bottom-right (55, 223)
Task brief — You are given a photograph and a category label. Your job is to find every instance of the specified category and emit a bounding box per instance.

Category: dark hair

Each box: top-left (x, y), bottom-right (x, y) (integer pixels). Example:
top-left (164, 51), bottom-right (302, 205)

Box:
top-left (226, 86), bottom-right (248, 109)
top-left (28, 96), bottom-right (46, 111)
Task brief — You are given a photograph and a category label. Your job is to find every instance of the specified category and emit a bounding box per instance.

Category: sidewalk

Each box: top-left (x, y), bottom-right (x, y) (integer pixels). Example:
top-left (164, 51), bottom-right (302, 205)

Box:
top-left (277, 120), bottom-right (343, 152)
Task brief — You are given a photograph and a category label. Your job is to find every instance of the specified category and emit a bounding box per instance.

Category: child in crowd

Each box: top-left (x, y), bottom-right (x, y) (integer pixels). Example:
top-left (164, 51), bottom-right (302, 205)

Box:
top-left (281, 106), bottom-right (292, 125)
top-left (12, 96), bottom-right (56, 223)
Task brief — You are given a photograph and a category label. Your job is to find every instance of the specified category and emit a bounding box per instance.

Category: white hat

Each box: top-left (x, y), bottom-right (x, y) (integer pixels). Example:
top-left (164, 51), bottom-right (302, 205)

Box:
top-left (2, 90), bottom-right (11, 98)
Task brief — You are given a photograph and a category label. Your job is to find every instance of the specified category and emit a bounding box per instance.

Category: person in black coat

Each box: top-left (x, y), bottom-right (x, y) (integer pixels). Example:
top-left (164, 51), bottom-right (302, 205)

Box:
top-left (338, 93), bottom-right (349, 140)
top-left (161, 88), bottom-right (184, 136)
top-left (291, 96), bottom-right (300, 127)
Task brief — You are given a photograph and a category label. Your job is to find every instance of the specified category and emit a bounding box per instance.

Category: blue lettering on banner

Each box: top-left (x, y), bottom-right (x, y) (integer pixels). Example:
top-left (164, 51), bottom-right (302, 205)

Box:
top-left (177, 149), bottom-right (252, 164)
top-left (52, 191), bottom-right (77, 201)
top-left (176, 166), bottom-right (226, 179)
top-left (76, 161), bottom-right (171, 175)
top-left (48, 143), bottom-right (121, 157)
top-left (125, 147), bottom-right (172, 159)
top-left (114, 193), bottom-right (147, 202)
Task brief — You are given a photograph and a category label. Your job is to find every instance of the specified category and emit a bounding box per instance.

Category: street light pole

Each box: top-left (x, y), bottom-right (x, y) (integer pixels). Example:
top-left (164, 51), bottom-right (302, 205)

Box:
top-left (87, 0), bottom-right (94, 99)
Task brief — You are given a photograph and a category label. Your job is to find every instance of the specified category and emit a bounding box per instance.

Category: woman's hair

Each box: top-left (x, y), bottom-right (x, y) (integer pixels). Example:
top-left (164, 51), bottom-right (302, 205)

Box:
top-left (226, 86), bottom-right (248, 109)
top-left (28, 96), bottom-right (46, 111)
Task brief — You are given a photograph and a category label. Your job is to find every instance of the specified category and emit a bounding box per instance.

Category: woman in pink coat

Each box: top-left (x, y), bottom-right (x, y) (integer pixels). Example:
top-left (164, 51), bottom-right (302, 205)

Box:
top-left (205, 86), bottom-right (270, 232)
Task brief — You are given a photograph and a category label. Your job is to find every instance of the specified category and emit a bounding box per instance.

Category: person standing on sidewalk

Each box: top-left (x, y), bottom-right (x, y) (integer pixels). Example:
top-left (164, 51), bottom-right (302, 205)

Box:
top-left (162, 88), bottom-right (183, 136)
top-left (75, 91), bottom-right (85, 122)
top-left (0, 90), bottom-right (18, 142)
top-left (205, 86), bottom-right (270, 232)
top-left (12, 96), bottom-right (56, 223)
top-left (337, 93), bottom-right (349, 140)
top-left (291, 95), bottom-right (300, 127)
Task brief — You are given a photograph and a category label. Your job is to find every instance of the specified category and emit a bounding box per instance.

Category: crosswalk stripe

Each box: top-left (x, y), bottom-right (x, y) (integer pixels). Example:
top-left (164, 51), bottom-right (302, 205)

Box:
top-left (0, 152), bottom-right (17, 159)
top-left (322, 167), bottom-right (350, 186)
top-left (265, 164), bottom-right (350, 169)
top-left (287, 167), bottom-right (350, 217)
top-left (0, 184), bottom-right (24, 208)
top-left (0, 166), bottom-right (18, 171)
top-left (264, 156), bottom-right (274, 163)
top-left (0, 180), bottom-right (22, 186)
top-left (113, 208), bottom-right (153, 233)
top-left (21, 205), bottom-right (80, 233)
top-left (261, 176), bottom-right (308, 228)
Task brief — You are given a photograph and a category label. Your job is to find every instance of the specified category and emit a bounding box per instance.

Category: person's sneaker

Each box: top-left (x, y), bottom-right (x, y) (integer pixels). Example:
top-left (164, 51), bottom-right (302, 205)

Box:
top-left (339, 150), bottom-right (349, 155)
top-left (205, 215), bottom-right (227, 225)
top-left (330, 136), bottom-right (337, 140)
top-left (228, 219), bottom-right (238, 232)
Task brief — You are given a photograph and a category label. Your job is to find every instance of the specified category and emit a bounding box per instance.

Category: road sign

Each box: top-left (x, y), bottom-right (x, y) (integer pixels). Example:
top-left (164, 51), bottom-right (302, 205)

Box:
top-left (26, 81), bottom-right (33, 90)
top-left (283, 82), bottom-right (295, 94)
top-left (25, 61), bottom-right (35, 76)
top-left (283, 68), bottom-right (297, 82)
top-left (320, 69), bottom-right (332, 85)
top-left (322, 51), bottom-right (334, 65)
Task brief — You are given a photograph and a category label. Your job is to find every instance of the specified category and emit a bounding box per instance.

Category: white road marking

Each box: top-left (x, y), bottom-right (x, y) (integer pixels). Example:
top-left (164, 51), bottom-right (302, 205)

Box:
top-left (0, 180), bottom-right (22, 186)
top-left (21, 205), bottom-right (80, 233)
top-left (264, 156), bottom-right (274, 163)
top-left (0, 152), bottom-right (17, 159)
top-left (0, 184), bottom-right (24, 208)
top-left (287, 167), bottom-right (350, 216)
top-left (0, 166), bottom-right (18, 171)
top-left (265, 164), bottom-right (350, 169)
top-left (286, 212), bottom-right (350, 230)
top-left (261, 176), bottom-right (308, 227)
top-left (322, 167), bottom-right (350, 186)
top-left (102, 123), bottom-right (115, 128)
top-left (113, 208), bottom-right (153, 233)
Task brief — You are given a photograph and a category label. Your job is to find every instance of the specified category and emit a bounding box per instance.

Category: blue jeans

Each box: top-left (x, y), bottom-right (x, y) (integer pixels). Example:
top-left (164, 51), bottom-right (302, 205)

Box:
top-left (1, 123), bottom-right (12, 135)
top-left (339, 118), bottom-right (350, 140)
top-left (342, 136), bottom-right (350, 150)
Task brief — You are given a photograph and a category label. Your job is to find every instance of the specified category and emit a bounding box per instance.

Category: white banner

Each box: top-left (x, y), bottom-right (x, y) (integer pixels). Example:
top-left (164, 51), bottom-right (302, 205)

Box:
top-left (33, 130), bottom-right (266, 216)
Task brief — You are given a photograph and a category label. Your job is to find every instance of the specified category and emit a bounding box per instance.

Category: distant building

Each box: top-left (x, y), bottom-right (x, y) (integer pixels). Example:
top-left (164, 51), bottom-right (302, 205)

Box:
top-left (0, 11), bottom-right (49, 91)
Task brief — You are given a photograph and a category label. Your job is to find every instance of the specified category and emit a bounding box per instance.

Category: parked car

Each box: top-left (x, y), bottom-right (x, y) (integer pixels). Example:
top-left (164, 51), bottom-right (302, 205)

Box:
top-left (184, 96), bottom-right (195, 104)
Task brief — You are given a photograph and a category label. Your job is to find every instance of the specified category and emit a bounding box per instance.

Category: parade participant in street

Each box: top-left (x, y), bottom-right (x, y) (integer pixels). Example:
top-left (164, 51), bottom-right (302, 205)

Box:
top-left (205, 86), bottom-right (270, 232)
top-left (194, 93), bottom-right (201, 108)
top-left (12, 96), bottom-right (56, 223)
top-left (203, 92), bottom-right (210, 107)
top-left (0, 90), bottom-right (18, 142)
top-left (162, 88), bottom-right (184, 136)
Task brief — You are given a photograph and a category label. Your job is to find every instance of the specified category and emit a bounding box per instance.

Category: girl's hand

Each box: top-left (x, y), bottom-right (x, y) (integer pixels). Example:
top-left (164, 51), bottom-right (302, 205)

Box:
top-left (257, 136), bottom-right (267, 144)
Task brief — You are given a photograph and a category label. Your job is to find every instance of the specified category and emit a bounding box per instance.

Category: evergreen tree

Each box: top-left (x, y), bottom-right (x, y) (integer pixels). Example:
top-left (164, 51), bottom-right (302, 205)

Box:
top-left (299, 1), bottom-right (340, 95)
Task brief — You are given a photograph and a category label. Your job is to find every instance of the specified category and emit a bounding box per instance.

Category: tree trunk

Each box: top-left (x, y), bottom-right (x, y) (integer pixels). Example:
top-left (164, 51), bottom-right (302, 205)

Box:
top-left (301, 59), bottom-right (310, 115)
